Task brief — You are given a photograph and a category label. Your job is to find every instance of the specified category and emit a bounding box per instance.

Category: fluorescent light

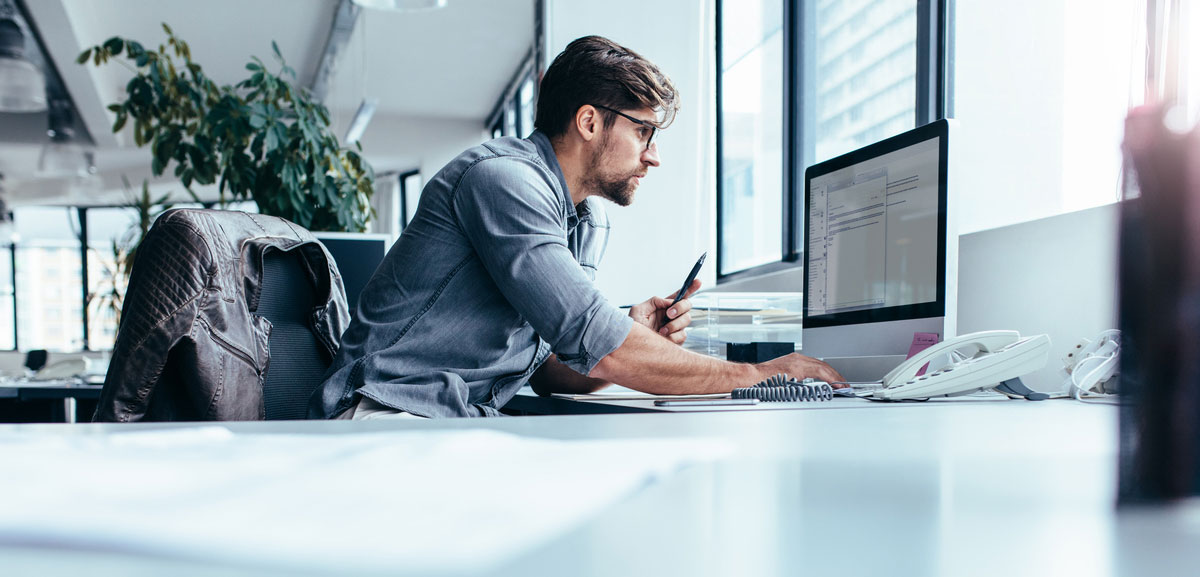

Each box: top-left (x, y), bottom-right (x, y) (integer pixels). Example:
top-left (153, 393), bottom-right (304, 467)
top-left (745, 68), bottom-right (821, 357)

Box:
top-left (0, 17), bottom-right (47, 113)
top-left (345, 98), bottom-right (378, 144)
top-left (352, 0), bottom-right (447, 11)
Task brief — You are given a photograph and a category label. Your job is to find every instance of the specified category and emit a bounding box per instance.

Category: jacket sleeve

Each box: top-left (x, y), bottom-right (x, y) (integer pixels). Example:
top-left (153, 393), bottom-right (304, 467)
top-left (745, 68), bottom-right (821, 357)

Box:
top-left (93, 219), bottom-right (209, 422)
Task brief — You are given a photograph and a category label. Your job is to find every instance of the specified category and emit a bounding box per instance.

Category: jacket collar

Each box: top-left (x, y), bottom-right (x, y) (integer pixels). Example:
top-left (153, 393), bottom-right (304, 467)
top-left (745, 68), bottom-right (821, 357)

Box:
top-left (527, 130), bottom-right (590, 229)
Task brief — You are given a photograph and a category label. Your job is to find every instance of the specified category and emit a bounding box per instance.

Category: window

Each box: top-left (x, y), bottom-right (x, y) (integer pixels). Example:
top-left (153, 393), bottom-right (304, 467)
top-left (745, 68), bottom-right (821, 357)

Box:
top-left (13, 207), bottom-right (84, 351)
top-left (0, 245), bottom-right (14, 350)
top-left (86, 207), bottom-right (141, 351)
top-left (718, 0), bottom-right (785, 274)
top-left (400, 171), bottom-right (423, 230)
top-left (487, 53), bottom-right (538, 139)
top-left (518, 75), bottom-right (537, 138)
top-left (806, 0), bottom-right (918, 164)
top-left (716, 0), bottom-right (944, 278)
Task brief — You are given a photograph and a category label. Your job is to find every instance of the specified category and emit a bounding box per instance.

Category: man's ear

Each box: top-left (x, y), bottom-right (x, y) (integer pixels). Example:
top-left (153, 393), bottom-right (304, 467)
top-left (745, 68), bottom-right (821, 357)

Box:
top-left (574, 105), bottom-right (600, 143)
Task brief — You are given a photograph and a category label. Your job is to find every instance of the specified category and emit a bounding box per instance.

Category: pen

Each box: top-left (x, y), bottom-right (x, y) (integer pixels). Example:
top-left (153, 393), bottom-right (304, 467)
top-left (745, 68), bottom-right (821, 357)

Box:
top-left (663, 252), bottom-right (706, 327)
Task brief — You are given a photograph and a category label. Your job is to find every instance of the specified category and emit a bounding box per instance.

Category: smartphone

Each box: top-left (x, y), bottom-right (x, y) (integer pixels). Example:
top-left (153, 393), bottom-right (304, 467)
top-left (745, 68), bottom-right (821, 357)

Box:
top-left (654, 398), bottom-right (760, 407)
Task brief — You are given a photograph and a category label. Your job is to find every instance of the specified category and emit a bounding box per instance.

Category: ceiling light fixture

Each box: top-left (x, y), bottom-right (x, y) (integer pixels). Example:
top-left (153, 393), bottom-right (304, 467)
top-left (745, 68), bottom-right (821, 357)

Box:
top-left (0, 0), bottom-right (46, 113)
top-left (38, 99), bottom-right (95, 177)
top-left (345, 98), bottom-right (378, 144)
top-left (351, 0), bottom-right (447, 12)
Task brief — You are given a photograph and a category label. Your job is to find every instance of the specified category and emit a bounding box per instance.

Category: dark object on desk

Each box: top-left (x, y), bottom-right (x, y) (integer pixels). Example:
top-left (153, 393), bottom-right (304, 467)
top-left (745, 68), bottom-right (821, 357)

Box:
top-left (1118, 105), bottom-right (1200, 503)
top-left (94, 209), bottom-right (349, 422)
top-left (995, 378), bottom-right (1049, 401)
top-left (727, 342), bottom-right (795, 363)
top-left (24, 349), bottom-right (47, 373)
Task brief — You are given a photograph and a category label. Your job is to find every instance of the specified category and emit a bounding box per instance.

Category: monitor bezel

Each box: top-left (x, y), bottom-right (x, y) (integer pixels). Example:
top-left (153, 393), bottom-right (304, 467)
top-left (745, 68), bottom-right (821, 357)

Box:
top-left (802, 119), bottom-right (949, 329)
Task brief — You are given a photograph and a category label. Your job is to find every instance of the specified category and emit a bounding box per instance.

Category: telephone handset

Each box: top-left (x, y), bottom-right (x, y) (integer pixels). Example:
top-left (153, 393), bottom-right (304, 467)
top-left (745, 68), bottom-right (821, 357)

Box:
top-left (871, 330), bottom-right (1052, 400)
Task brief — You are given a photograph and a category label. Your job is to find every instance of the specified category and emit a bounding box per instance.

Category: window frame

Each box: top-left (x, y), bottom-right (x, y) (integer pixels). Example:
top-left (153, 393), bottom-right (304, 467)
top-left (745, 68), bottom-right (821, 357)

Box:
top-left (485, 50), bottom-right (538, 139)
top-left (715, 0), bottom-right (952, 283)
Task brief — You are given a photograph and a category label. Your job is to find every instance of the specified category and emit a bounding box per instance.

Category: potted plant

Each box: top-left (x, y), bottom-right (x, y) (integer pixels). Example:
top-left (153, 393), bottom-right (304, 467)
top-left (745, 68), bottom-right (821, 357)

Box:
top-left (78, 24), bottom-right (374, 232)
top-left (86, 176), bottom-right (171, 340)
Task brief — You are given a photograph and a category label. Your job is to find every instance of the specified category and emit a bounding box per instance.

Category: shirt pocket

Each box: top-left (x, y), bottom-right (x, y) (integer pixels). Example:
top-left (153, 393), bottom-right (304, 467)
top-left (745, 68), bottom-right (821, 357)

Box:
top-left (570, 219), bottom-right (610, 280)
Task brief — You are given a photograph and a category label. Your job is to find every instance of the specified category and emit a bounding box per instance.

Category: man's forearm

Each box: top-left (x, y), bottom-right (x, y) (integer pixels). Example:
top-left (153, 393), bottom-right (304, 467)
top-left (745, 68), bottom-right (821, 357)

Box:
top-left (529, 354), bottom-right (612, 396)
top-left (589, 323), bottom-right (760, 394)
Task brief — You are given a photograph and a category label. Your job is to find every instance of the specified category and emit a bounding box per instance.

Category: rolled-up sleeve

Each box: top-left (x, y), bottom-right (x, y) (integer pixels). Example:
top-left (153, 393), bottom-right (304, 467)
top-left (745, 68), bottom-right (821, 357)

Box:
top-left (451, 156), bottom-right (633, 375)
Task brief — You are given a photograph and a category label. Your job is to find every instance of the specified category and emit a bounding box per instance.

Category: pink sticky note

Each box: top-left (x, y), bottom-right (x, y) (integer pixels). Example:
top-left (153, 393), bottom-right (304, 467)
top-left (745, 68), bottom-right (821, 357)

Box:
top-left (907, 332), bottom-right (940, 376)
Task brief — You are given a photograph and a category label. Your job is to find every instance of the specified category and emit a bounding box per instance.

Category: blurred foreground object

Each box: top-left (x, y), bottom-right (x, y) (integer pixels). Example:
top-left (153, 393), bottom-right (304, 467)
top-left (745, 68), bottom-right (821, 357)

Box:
top-left (1119, 104), bottom-right (1200, 503)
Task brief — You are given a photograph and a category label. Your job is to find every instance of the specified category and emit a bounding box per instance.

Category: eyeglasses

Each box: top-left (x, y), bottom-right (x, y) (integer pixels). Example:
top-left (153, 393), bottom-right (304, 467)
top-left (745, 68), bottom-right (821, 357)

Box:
top-left (594, 104), bottom-right (658, 150)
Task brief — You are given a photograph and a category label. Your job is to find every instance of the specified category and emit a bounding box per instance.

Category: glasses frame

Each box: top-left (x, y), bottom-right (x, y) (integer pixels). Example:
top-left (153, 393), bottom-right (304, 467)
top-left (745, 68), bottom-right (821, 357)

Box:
top-left (593, 104), bottom-right (658, 150)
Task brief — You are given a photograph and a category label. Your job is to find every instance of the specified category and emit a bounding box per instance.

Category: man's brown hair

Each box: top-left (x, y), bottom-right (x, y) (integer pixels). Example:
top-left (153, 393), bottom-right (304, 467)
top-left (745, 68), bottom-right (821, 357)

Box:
top-left (535, 36), bottom-right (679, 139)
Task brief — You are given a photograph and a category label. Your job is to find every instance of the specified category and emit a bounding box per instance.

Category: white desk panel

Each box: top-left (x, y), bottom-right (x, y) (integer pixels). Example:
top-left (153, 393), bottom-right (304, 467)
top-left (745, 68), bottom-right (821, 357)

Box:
top-left (2, 402), bottom-right (1196, 577)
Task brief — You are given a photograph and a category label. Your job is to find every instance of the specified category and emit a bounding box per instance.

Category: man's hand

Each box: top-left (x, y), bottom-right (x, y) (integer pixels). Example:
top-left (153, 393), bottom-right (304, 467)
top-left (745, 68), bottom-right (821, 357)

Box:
top-left (628, 279), bottom-right (701, 345)
top-left (757, 353), bottom-right (847, 388)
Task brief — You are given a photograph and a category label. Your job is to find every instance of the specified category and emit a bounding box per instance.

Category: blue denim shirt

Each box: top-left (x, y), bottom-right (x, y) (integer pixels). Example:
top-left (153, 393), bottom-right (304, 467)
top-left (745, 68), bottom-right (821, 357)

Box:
top-left (308, 131), bottom-right (634, 418)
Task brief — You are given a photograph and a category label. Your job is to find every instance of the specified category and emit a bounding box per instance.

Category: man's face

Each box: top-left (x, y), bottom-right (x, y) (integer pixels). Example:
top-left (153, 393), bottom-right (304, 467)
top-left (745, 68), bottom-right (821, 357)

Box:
top-left (584, 107), bottom-right (662, 206)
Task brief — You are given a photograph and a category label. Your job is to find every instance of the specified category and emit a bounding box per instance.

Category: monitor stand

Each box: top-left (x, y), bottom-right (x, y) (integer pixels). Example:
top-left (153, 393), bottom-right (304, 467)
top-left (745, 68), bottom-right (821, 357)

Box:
top-left (820, 355), bottom-right (908, 383)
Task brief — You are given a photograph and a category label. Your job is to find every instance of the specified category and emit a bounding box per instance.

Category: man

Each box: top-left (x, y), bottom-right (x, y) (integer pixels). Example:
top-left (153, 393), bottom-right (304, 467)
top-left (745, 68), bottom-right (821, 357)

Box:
top-left (308, 36), bottom-right (842, 419)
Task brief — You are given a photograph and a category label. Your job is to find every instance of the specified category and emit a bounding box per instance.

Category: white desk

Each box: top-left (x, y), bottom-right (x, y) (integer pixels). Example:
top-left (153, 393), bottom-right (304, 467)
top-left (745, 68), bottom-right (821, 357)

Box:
top-left (2, 401), bottom-right (1196, 577)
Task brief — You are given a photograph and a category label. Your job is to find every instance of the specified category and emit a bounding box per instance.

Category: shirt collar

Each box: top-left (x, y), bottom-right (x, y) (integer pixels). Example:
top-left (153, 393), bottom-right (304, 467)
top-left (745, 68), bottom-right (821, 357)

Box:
top-left (528, 130), bottom-right (584, 228)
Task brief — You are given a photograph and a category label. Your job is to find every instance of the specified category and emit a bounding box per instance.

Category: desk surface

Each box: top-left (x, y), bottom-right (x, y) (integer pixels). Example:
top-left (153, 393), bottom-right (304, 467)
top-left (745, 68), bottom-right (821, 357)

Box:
top-left (0, 381), bottom-right (101, 400)
top-left (2, 401), bottom-right (1196, 577)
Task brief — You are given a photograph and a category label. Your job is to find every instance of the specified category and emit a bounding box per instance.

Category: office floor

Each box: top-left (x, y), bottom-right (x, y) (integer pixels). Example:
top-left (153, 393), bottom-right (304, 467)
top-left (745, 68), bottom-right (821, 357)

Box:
top-left (2, 401), bottom-right (1197, 577)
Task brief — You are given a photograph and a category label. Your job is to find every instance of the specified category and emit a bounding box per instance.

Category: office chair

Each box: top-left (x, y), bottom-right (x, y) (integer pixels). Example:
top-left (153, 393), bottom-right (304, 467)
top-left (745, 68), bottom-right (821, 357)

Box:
top-left (94, 209), bottom-right (349, 422)
top-left (256, 248), bottom-right (335, 420)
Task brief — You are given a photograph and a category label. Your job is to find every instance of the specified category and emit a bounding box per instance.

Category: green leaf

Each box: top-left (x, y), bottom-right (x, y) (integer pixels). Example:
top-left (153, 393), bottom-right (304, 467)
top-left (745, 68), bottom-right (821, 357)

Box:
top-left (76, 48), bottom-right (93, 65)
top-left (103, 37), bottom-right (124, 56)
top-left (271, 40), bottom-right (281, 60)
top-left (162, 22), bottom-right (174, 36)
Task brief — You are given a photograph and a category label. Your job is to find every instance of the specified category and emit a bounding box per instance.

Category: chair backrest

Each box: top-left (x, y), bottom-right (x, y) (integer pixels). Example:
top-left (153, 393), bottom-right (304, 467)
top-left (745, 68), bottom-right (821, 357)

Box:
top-left (257, 249), bottom-right (334, 420)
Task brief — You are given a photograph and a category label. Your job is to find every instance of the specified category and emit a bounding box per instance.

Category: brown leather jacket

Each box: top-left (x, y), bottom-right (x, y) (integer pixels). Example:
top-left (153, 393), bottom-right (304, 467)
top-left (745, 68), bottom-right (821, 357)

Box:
top-left (93, 209), bottom-right (349, 422)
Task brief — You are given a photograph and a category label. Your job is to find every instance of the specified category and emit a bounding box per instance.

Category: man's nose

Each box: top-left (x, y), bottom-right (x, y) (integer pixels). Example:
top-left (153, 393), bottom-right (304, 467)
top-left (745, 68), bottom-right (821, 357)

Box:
top-left (642, 142), bottom-right (661, 167)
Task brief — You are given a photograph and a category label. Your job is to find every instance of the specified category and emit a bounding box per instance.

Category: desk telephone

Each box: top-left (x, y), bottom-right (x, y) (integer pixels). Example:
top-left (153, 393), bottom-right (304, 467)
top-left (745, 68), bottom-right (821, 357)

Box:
top-left (869, 330), bottom-right (1052, 400)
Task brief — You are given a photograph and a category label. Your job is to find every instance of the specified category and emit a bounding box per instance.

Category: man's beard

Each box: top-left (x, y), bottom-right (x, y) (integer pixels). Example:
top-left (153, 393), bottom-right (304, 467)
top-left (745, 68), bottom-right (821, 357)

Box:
top-left (584, 137), bottom-right (639, 207)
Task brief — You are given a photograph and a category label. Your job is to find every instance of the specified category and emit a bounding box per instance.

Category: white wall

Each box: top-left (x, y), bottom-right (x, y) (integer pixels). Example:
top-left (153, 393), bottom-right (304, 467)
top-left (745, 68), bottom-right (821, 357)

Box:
top-left (953, 0), bottom-right (1136, 235)
top-left (546, 0), bottom-right (716, 307)
top-left (331, 113), bottom-right (488, 236)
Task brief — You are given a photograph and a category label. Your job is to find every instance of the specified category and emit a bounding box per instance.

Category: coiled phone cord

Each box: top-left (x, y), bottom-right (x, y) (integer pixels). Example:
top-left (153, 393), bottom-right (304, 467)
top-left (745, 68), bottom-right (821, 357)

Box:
top-left (731, 373), bottom-right (835, 402)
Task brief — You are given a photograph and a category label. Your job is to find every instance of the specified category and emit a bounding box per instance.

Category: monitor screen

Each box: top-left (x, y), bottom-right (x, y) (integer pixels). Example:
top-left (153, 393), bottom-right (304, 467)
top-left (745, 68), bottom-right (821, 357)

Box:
top-left (804, 120), bottom-right (949, 330)
top-left (315, 233), bottom-right (391, 313)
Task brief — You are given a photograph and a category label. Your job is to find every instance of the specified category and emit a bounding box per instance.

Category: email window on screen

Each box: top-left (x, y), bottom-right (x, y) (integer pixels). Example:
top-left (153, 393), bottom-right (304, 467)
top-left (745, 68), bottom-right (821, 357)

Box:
top-left (809, 138), bottom-right (940, 315)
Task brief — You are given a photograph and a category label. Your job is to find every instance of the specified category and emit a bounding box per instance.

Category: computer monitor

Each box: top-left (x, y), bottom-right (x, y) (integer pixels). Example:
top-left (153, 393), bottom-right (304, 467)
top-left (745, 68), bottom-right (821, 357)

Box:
top-left (801, 119), bottom-right (957, 374)
top-left (314, 232), bottom-right (392, 313)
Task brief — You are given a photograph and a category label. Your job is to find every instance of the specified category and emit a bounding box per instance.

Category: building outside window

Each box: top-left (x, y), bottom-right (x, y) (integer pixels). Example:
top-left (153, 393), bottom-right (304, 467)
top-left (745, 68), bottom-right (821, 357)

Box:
top-left (807, 0), bottom-right (917, 164)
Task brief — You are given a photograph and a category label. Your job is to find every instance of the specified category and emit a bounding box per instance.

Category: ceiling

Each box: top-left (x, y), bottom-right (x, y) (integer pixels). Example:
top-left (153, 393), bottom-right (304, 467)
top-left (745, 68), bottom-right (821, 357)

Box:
top-left (0, 0), bottom-right (535, 203)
